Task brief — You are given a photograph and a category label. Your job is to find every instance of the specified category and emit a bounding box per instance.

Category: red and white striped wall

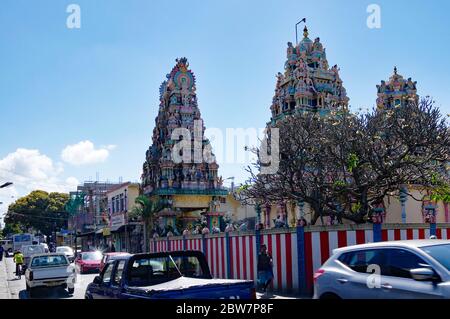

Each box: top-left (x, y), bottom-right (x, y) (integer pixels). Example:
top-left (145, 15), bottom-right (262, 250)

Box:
top-left (204, 237), bottom-right (227, 279)
top-left (260, 232), bottom-right (298, 293)
top-left (185, 237), bottom-right (203, 251)
top-left (228, 235), bottom-right (257, 283)
top-left (149, 224), bottom-right (450, 295)
top-left (169, 239), bottom-right (184, 251)
top-left (154, 239), bottom-right (168, 252)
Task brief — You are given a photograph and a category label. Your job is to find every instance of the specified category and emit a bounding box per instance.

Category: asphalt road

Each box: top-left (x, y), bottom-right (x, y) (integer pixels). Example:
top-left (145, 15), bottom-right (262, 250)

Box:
top-left (4, 256), bottom-right (97, 299)
top-left (2, 256), bottom-right (298, 299)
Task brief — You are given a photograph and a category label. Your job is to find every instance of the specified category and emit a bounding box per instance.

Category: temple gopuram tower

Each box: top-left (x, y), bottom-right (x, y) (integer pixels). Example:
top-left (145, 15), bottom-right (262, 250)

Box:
top-left (261, 26), bottom-right (351, 228)
top-left (376, 67), bottom-right (419, 109)
top-left (269, 26), bottom-right (349, 125)
top-left (141, 58), bottom-right (227, 234)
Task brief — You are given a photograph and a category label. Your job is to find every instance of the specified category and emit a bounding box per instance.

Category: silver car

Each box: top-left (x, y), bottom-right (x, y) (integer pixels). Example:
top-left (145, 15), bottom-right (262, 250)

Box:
top-left (314, 240), bottom-right (450, 299)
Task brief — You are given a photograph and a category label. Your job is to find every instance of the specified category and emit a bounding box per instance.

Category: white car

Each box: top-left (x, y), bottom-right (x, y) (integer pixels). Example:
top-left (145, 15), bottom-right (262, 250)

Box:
top-left (25, 253), bottom-right (77, 297)
top-left (56, 246), bottom-right (75, 262)
top-left (314, 240), bottom-right (450, 299)
top-left (22, 244), bottom-right (46, 272)
top-left (40, 243), bottom-right (49, 253)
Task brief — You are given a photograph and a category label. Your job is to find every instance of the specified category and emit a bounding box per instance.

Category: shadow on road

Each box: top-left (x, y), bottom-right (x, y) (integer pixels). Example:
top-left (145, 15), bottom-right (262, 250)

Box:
top-left (19, 287), bottom-right (73, 299)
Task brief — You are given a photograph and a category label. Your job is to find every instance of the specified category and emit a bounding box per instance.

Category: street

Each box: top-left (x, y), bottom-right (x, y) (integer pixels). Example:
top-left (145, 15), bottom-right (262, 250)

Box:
top-left (1, 256), bottom-right (298, 299)
top-left (1, 256), bottom-right (96, 299)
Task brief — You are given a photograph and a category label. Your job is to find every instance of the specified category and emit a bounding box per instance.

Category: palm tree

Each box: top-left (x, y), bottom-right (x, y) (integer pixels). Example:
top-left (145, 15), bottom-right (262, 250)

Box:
top-left (130, 195), bottom-right (164, 252)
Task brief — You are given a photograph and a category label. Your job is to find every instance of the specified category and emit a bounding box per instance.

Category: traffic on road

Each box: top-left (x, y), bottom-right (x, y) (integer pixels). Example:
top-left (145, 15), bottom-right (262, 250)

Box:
top-left (3, 238), bottom-right (450, 299)
top-left (1, 246), bottom-right (262, 300)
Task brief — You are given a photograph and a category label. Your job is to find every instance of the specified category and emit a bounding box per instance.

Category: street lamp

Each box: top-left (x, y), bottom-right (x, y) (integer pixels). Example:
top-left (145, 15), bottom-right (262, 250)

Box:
top-left (0, 182), bottom-right (13, 189)
top-left (225, 177), bottom-right (235, 192)
top-left (295, 18), bottom-right (307, 46)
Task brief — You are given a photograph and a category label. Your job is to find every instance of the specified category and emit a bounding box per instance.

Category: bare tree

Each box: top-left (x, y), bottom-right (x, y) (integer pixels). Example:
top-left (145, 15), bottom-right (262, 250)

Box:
top-left (240, 97), bottom-right (449, 225)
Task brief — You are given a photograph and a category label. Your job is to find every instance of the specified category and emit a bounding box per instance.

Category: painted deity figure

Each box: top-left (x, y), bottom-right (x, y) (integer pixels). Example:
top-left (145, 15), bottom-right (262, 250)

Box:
top-left (406, 78), bottom-right (417, 91)
top-left (182, 93), bottom-right (190, 107)
top-left (225, 223), bottom-right (234, 232)
top-left (305, 77), bottom-right (317, 93)
top-left (296, 77), bottom-right (307, 94)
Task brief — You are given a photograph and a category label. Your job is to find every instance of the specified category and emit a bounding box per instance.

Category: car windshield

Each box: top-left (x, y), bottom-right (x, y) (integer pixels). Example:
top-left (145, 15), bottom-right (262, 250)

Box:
top-left (31, 255), bottom-right (68, 267)
top-left (82, 252), bottom-right (102, 261)
top-left (127, 255), bottom-right (206, 287)
top-left (420, 244), bottom-right (450, 271)
top-left (56, 247), bottom-right (73, 254)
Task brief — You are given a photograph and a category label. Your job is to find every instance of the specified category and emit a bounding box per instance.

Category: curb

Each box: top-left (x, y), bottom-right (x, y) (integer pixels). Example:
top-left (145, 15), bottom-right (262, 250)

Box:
top-left (0, 259), bottom-right (11, 299)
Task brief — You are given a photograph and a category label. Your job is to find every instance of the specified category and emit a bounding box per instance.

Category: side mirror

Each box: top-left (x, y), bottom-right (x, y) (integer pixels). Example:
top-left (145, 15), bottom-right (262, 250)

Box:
top-left (93, 276), bottom-right (102, 285)
top-left (410, 268), bottom-right (438, 281)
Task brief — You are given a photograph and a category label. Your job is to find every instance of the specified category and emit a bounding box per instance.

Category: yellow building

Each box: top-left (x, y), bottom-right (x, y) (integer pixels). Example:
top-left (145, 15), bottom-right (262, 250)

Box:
top-left (105, 182), bottom-right (141, 251)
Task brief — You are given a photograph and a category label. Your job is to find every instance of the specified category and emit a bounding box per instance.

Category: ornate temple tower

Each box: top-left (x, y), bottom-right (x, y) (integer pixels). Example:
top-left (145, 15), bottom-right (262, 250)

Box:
top-left (141, 58), bottom-right (227, 233)
top-left (376, 67), bottom-right (419, 109)
top-left (260, 26), bottom-right (351, 228)
top-left (269, 26), bottom-right (349, 125)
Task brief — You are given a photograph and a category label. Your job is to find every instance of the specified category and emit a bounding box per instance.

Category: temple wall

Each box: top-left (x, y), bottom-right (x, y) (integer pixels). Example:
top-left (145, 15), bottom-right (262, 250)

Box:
top-left (219, 194), bottom-right (257, 222)
top-left (255, 187), bottom-right (448, 226)
top-left (172, 195), bottom-right (211, 208)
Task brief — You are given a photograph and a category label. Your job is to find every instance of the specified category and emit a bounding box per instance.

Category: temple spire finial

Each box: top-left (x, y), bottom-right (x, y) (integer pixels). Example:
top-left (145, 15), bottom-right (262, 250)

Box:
top-left (394, 66), bottom-right (398, 75)
top-left (303, 26), bottom-right (309, 38)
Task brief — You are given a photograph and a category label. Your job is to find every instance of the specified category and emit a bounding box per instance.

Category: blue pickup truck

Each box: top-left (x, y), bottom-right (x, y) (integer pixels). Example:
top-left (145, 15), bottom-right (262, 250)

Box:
top-left (85, 250), bottom-right (256, 299)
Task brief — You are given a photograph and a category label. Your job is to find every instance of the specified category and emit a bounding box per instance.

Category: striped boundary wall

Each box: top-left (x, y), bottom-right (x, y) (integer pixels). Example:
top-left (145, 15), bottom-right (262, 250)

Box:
top-left (149, 223), bottom-right (450, 296)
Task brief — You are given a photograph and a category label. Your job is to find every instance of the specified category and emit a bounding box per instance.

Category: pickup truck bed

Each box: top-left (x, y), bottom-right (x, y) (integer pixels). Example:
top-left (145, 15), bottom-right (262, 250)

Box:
top-left (86, 251), bottom-right (256, 299)
top-left (25, 253), bottom-right (76, 297)
top-left (124, 277), bottom-right (255, 299)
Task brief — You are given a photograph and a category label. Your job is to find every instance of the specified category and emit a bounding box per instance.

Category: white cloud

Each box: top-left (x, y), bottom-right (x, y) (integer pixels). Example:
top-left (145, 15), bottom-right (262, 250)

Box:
top-left (0, 149), bottom-right (81, 224)
top-left (61, 140), bottom-right (114, 166)
top-left (0, 148), bottom-right (79, 194)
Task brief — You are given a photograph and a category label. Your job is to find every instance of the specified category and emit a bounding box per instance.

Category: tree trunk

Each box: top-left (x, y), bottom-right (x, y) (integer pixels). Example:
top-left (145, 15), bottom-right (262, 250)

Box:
top-left (143, 220), bottom-right (148, 253)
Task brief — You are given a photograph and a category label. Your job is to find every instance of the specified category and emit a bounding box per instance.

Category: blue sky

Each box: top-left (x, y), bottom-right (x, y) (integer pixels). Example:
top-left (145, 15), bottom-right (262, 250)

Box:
top-left (1, 0), bottom-right (449, 220)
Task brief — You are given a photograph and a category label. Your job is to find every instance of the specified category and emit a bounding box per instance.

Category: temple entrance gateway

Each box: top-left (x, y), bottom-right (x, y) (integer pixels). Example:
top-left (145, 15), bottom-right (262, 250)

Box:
top-left (141, 58), bottom-right (227, 233)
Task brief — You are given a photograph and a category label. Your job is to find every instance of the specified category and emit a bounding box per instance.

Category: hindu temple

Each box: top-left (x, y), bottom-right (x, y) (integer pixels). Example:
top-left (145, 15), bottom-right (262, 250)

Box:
top-left (141, 58), bottom-right (228, 234)
top-left (261, 26), bottom-right (351, 228)
top-left (269, 26), bottom-right (349, 126)
top-left (376, 67), bottom-right (419, 109)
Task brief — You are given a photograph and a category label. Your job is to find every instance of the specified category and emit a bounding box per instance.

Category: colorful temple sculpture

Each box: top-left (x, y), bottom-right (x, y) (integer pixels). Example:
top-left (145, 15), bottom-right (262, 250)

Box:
top-left (270, 26), bottom-right (349, 125)
top-left (261, 26), bottom-right (350, 228)
top-left (259, 27), bottom-right (446, 227)
top-left (376, 69), bottom-right (448, 224)
top-left (141, 58), bottom-right (228, 235)
top-left (376, 67), bottom-right (419, 109)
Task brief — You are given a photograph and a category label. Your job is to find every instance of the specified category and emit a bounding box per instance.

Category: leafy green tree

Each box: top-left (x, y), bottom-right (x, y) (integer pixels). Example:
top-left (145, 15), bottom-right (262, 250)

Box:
top-left (129, 195), bottom-right (165, 251)
top-left (1, 223), bottom-right (23, 237)
top-left (4, 190), bottom-right (69, 236)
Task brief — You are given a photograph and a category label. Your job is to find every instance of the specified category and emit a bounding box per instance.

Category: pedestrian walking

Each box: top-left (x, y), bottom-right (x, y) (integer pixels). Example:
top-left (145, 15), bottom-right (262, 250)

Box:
top-left (0, 245), bottom-right (4, 262)
top-left (257, 244), bottom-right (273, 295)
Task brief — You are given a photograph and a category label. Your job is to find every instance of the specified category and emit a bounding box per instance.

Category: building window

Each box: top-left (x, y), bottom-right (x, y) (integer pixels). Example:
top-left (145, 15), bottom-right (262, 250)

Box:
top-left (120, 194), bottom-right (124, 212)
top-left (111, 197), bottom-right (115, 214)
top-left (124, 189), bottom-right (128, 212)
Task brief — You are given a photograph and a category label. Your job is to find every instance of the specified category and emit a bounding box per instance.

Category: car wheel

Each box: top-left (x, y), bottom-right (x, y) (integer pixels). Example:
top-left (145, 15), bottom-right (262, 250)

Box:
top-left (320, 292), bottom-right (341, 300)
top-left (68, 287), bottom-right (75, 295)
